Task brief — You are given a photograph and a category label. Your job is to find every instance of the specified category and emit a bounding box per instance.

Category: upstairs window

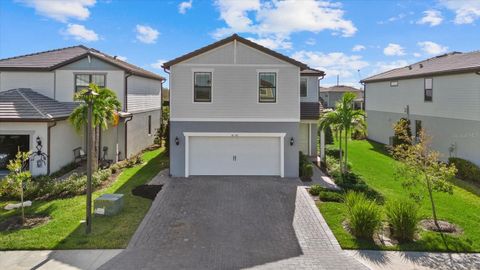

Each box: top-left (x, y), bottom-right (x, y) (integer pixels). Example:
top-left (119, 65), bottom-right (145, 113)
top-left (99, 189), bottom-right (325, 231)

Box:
top-left (300, 78), bottom-right (307, 97)
top-left (424, 78), bottom-right (433, 102)
top-left (194, 72), bottom-right (212, 102)
top-left (259, 72), bottom-right (277, 103)
top-left (75, 74), bottom-right (105, 92)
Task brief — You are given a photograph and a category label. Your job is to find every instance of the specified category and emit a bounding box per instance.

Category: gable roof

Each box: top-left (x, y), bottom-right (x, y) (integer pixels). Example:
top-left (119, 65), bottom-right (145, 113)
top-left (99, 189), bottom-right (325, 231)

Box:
top-left (301, 68), bottom-right (325, 76)
top-left (162, 34), bottom-right (311, 70)
top-left (0, 88), bottom-right (78, 122)
top-left (362, 51), bottom-right (480, 83)
top-left (0, 46), bottom-right (165, 81)
top-left (320, 85), bottom-right (363, 93)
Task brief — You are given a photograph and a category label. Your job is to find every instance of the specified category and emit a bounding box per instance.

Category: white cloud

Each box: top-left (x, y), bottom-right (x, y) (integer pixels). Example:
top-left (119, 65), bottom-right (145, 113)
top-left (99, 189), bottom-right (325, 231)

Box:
top-left (116, 55), bottom-right (127, 61)
top-left (418, 41), bottom-right (448, 55)
top-left (383, 43), bottom-right (405, 56)
top-left (292, 50), bottom-right (369, 81)
top-left (63, 23), bottom-right (99, 41)
top-left (18, 0), bottom-right (96, 22)
top-left (413, 52), bottom-right (422, 57)
top-left (417, 10), bottom-right (443, 26)
top-left (247, 35), bottom-right (292, 50)
top-left (352, 44), bottom-right (366, 52)
top-left (371, 60), bottom-right (409, 75)
top-left (439, 0), bottom-right (480, 24)
top-left (135, 25), bottom-right (159, 44)
top-left (151, 59), bottom-right (167, 69)
top-left (178, 0), bottom-right (193, 14)
top-left (213, 0), bottom-right (356, 50)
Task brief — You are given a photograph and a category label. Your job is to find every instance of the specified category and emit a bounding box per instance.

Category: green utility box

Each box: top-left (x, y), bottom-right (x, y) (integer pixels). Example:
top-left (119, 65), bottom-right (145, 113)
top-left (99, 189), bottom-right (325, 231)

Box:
top-left (94, 194), bottom-right (124, 216)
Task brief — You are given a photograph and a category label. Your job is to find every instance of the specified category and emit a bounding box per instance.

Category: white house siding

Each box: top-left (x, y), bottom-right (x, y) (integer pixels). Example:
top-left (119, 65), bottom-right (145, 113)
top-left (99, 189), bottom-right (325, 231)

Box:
top-left (126, 109), bottom-right (160, 158)
top-left (55, 57), bottom-right (125, 106)
top-left (366, 72), bottom-right (480, 166)
top-left (49, 120), bottom-right (84, 173)
top-left (126, 75), bottom-right (162, 113)
top-left (0, 122), bottom-right (48, 176)
top-left (0, 71), bottom-right (55, 98)
top-left (100, 123), bottom-right (125, 162)
top-left (300, 76), bottom-right (319, 103)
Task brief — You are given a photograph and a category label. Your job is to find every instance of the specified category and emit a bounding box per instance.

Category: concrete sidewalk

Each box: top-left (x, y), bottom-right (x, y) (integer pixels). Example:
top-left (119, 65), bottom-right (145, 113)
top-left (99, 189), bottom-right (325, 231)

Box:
top-left (346, 250), bottom-right (480, 270)
top-left (0, 249), bottom-right (122, 270)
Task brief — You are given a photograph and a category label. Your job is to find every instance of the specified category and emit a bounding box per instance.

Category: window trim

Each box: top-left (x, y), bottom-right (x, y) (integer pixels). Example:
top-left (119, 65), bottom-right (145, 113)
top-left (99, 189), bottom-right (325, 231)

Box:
top-left (192, 69), bottom-right (213, 103)
top-left (257, 69), bottom-right (278, 104)
top-left (74, 73), bottom-right (107, 93)
top-left (424, 77), bottom-right (433, 102)
top-left (390, 81), bottom-right (398, 87)
top-left (300, 77), bottom-right (308, 97)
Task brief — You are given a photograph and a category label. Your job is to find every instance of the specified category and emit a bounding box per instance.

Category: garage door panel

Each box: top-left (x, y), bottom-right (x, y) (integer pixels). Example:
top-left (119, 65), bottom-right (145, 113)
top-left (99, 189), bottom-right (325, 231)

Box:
top-left (188, 135), bottom-right (281, 176)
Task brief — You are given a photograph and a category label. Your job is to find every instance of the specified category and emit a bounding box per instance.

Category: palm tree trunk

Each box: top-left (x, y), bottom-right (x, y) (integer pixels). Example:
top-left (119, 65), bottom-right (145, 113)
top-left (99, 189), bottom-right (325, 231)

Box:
top-left (20, 186), bottom-right (25, 225)
top-left (344, 128), bottom-right (348, 171)
top-left (339, 128), bottom-right (343, 175)
top-left (93, 126), bottom-right (99, 171)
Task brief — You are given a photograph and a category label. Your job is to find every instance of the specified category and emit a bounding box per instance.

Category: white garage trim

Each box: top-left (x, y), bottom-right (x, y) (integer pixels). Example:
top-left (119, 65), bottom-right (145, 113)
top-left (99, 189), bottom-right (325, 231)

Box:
top-left (183, 132), bottom-right (286, 177)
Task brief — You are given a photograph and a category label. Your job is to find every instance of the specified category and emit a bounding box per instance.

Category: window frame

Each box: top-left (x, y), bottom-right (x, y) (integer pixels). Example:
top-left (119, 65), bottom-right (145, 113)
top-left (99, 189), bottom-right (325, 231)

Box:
top-left (74, 73), bottom-right (107, 93)
top-left (390, 81), bottom-right (399, 87)
top-left (257, 70), bottom-right (278, 104)
top-left (193, 71), bottom-right (213, 103)
top-left (424, 78), bottom-right (433, 102)
top-left (300, 77), bottom-right (308, 97)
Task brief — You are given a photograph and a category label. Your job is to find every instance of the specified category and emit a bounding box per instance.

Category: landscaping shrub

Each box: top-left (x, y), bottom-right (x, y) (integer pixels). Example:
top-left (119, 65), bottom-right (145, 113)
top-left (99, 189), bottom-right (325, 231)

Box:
top-left (308, 184), bottom-right (325, 196)
top-left (392, 118), bottom-right (412, 146)
top-left (325, 146), bottom-right (343, 159)
top-left (448, 157), bottom-right (480, 184)
top-left (321, 125), bottom-right (334, 145)
top-left (319, 191), bottom-right (343, 202)
top-left (385, 199), bottom-right (420, 242)
top-left (335, 171), bottom-right (385, 204)
top-left (344, 191), bottom-right (382, 239)
top-left (49, 162), bottom-right (79, 178)
top-left (299, 152), bottom-right (313, 180)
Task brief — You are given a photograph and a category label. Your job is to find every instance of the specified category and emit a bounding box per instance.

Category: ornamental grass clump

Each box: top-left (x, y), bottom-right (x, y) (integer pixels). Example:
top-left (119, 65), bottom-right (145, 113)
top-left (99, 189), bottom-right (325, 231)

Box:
top-left (386, 199), bottom-right (420, 242)
top-left (344, 191), bottom-right (382, 239)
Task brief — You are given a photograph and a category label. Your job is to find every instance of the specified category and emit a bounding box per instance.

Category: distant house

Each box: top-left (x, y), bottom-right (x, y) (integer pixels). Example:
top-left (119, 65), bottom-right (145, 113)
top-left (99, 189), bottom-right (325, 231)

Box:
top-left (362, 51), bottom-right (480, 166)
top-left (163, 34), bottom-right (325, 177)
top-left (0, 46), bottom-right (164, 176)
top-left (319, 85), bottom-right (364, 109)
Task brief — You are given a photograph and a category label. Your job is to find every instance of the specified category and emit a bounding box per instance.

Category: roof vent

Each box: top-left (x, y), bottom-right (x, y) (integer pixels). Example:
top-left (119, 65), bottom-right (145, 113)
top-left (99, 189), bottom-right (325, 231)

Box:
top-left (408, 65), bottom-right (412, 70)
top-left (113, 56), bottom-right (117, 59)
top-left (419, 64), bottom-right (423, 68)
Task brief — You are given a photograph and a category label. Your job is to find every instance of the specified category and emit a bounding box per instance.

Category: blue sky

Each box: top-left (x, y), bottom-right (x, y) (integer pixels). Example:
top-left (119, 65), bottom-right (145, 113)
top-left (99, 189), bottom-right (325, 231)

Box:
top-left (1, 0), bottom-right (480, 87)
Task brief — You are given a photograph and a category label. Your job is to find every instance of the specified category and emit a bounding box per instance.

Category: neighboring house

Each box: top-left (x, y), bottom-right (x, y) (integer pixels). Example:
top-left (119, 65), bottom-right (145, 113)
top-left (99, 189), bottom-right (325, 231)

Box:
top-left (319, 85), bottom-right (364, 109)
top-left (362, 51), bottom-right (480, 166)
top-left (0, 46), bottom-right (164, 176)
top-left (163, 34), bottom-right (325, 177)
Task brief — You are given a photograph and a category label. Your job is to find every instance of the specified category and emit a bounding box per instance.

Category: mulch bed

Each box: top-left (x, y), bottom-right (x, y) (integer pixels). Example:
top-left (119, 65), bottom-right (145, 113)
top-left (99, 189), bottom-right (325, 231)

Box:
top-left (420, 219), bottom-right (462, 234)
top-left (132, 185), bottom-right (163, 200)
top-left (0, 215), bottom-right (50, 232)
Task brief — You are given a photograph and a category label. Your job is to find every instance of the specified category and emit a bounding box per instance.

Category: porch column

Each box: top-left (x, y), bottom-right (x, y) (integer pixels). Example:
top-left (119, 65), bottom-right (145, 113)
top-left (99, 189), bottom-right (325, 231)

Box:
top-left (320, 130), bottom-right (325, 160)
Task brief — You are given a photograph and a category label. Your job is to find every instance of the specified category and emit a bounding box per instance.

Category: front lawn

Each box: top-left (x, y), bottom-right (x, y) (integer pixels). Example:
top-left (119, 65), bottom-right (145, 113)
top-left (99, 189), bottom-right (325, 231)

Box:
top-left (0, 148), bottom-right (168, 250)
top-left (318, 140), bottom-right (480, 252)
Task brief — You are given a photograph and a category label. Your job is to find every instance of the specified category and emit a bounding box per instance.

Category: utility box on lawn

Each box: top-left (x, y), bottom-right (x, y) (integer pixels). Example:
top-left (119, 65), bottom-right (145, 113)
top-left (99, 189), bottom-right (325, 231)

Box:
top-left (94, 194), bottom-right (124, 216)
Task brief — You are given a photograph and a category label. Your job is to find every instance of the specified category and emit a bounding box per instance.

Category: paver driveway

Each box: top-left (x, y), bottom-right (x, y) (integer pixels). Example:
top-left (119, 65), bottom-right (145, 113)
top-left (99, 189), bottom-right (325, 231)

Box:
top-left (100, 175), bottom-right (367, 270)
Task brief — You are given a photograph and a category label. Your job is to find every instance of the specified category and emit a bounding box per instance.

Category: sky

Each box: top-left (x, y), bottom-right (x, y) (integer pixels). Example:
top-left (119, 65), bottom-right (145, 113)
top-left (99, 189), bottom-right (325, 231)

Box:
top-left (1, 0), bottom-right (480, 88)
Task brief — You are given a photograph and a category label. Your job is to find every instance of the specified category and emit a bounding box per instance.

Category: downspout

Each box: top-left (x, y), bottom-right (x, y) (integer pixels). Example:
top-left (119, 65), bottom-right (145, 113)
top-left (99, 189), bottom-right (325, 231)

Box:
top-left (47, 121), bottom-right (57, 175)
top-left (123, 72), bottom-right (132, 159)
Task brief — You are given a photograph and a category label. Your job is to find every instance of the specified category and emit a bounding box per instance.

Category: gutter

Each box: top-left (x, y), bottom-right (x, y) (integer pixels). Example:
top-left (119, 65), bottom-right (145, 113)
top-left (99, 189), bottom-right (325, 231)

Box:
top-left (123, 73), bottom-right (132, 159)
top-left (123, 114), bottom-right (133, 158)
top-left (47, 121), bottom-right (57, 175)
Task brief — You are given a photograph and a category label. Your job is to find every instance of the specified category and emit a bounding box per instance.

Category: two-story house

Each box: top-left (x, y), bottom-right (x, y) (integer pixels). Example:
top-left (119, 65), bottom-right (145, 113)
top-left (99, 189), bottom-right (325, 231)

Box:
top-left (0, 46), bottom-right (164, 176)
top-left (362, 51), bottom-right (480, 166)
top-left (319, 85), bottom-right (364, 110)
top-left (163, 34), bottom-right (324, 178)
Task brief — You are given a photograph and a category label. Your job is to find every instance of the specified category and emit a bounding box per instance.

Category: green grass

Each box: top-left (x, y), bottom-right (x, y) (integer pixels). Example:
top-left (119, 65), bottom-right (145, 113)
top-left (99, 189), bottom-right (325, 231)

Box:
top-left (0, 148), bottom-right (168, 250)
top-left (318, 140), bottom-right (480, 252)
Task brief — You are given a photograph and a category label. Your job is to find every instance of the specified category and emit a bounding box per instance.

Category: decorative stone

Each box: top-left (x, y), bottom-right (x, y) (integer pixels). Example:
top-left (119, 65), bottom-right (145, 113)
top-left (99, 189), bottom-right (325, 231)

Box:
top-left (4, 200), bottom-right (32, 210)
top-left (94, 194), bottom-right (124, 216)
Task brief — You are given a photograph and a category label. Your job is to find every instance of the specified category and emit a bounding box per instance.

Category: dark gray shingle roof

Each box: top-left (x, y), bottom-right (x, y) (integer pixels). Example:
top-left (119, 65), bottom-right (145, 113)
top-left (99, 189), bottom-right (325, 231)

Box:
top-left (320, 85), bottom-right (363, 93)
top-left (0, 46), bottom-right (164, 81)
top-left (300, 102), bottom-right (321, 120)
top-left (362, 51), bottom-right (480, 83)
top-left (0, 89), bottom-right (78, 121)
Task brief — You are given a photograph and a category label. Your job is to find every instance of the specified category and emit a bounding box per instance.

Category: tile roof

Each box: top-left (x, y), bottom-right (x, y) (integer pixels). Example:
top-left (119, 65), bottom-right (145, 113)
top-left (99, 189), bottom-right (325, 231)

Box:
top-left (0, 46), bottom-right (164, 81)
top-left (0, 88), bottom-right (78, 121)
top-left (320, 85), bottom-right (363, 93)
top-left (300, 102), bottom-right (321, 120)
top-left (362, 51), bottom-right (480, 83)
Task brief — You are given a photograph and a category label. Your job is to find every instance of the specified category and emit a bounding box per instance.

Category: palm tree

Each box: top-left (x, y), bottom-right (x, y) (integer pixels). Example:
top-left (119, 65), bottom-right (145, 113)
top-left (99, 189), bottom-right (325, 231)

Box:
top-left (69, 83), bottom-right (121, 170)
top-left (319, 92), bottom-right (365, 173)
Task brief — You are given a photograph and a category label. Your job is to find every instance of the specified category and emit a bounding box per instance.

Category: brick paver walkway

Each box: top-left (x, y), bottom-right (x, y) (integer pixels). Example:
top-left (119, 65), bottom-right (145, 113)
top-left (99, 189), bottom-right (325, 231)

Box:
top-left (99, 175), bottom-right (368, 270)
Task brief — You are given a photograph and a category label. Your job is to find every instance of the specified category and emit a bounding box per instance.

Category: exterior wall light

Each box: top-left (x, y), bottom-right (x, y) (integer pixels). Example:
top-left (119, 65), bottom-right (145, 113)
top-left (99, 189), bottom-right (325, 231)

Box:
top-left (290, 137), bottom-right (294, 146)
top-left (175, 137), bottom-right (180, 146)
